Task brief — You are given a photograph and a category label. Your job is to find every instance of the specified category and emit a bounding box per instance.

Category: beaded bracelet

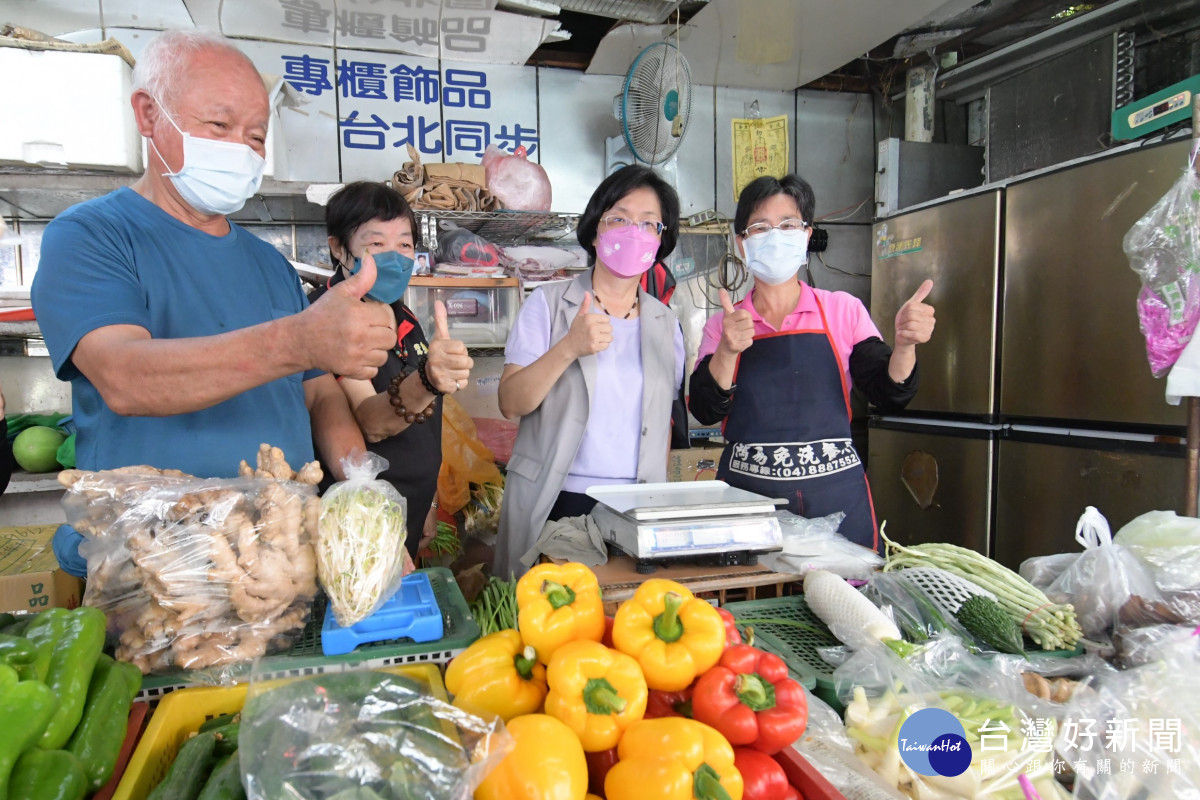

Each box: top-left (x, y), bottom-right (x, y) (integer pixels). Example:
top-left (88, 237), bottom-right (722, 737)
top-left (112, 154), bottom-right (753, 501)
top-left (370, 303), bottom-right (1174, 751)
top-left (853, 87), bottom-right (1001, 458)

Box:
top-left (387, 372), bottom-right (436, 424)
top-left (417, 355), bottom-right (444, 397)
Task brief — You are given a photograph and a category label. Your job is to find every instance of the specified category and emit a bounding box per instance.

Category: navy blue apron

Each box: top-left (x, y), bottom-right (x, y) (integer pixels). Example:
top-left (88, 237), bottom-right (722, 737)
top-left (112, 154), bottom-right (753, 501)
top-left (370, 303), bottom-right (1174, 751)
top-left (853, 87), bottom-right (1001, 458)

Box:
top-left (715, 288), bottom-right (878, 550)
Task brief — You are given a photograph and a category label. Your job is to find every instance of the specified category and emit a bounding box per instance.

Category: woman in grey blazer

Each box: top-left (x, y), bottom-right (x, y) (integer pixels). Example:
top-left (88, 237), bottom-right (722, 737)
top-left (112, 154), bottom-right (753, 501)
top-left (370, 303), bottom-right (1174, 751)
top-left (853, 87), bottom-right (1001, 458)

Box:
top-left (495, 166), bottom-right (686, 578)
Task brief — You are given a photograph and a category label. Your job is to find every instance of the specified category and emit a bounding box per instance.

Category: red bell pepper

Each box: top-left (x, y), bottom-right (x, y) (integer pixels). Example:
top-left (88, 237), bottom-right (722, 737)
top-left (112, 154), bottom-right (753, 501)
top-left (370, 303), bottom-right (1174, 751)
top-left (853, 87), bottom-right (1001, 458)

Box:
top-left (645, 686), bottom-right (694, 719)
top-left (602, 615), bottom-right (616, 649)
top-left (734, 748), bottom-right (802, 800)
top-left (586, 747), bottom-right (619, 797)
top-left (691, 644), bottom-right (808, 755)
top-left (716, 607), bottom-right (743, 647)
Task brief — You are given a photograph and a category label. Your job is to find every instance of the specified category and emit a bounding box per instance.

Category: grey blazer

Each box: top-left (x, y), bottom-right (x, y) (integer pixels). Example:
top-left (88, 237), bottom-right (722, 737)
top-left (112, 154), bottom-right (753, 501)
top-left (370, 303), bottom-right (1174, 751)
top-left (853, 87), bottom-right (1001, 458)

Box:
top-left (494, 270), bottom-right (679, 578)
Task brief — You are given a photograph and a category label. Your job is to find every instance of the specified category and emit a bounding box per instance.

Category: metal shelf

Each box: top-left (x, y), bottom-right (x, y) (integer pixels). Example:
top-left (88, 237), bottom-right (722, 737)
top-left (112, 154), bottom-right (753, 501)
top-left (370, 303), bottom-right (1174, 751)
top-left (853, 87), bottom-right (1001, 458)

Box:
top-left (419, 209), bottom-right (578, 250)
top-left (0, 170), bottom-right (327, 223)
top-left (0, 171), bottom-right (583, 240)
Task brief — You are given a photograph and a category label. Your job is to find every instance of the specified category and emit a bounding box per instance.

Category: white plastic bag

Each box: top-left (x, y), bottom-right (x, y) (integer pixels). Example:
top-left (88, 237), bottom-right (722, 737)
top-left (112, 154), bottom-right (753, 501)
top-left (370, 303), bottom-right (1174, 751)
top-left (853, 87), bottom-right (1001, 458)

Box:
top-left (1042, 507), bottom-right (1159, 638)
top-left (1114, 509), bottom-right (1200, 592)
top-left (482, 144), bottom-right (552, 211)
top-left (1123, 166), bottom-right (1200, 377)
top-left (761, 511), bottom-right (883, 580)
top-left (317, 451), bottom-right (408, 627)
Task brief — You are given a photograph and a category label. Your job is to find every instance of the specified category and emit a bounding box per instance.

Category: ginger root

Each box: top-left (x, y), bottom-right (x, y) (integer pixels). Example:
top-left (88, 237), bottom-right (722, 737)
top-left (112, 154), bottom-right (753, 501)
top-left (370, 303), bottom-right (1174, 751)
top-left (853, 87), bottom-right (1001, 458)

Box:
top-left (70, 443), bottom-right (320, 675)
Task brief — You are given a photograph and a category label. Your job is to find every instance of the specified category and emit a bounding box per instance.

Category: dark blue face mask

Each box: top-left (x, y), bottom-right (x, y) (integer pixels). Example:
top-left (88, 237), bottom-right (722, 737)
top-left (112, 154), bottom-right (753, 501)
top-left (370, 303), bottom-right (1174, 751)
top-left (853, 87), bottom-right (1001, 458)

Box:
top-left (350, 250), bottom-right (415, 305)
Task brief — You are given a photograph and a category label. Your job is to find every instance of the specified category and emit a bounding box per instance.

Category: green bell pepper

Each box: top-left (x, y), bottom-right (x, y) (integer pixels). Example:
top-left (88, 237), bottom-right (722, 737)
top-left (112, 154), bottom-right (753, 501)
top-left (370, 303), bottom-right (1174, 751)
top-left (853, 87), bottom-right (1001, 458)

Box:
top-left (0, 663), bottom-right (59, 800)
top-left (22, 608), bottom-right (68, 683)
top-left (0, 633), bottom-right (38, 680)
top-left (65, 653), bottom-right (143, 790)
top-left (38, 606), bottom-right (107, 750)
top-left (7, 748), bottom-right (89, 800)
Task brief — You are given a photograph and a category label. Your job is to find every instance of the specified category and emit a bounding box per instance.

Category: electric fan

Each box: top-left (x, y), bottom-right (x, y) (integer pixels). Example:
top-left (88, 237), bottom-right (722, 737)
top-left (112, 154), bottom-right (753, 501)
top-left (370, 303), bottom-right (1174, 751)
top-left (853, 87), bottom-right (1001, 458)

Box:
top-left (609, 41), bottom-right (693, 167)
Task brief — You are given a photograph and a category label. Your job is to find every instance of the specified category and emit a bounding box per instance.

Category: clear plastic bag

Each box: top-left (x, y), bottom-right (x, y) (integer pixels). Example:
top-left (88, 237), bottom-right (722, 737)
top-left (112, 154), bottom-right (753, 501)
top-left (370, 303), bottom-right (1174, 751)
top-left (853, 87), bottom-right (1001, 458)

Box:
top-left (481, 144), bottom-right (552, 211)
top-left (1019, 553), bottom-right (1079, 591)
top-left (64, 463), bottom-right (320, 675)
top-left (1123, 166), bottom-right (1200, 377)
top-left (1114, 509), bottom-right (1200, 593)
top-left (240, 666), bottom-right (512, 800)
top-left (864, 571), bottom-right (985, 650)
top-left (318, 451), bottom-right (408, 628)
top-left (760, 511), bottom-right (883, 580)
top-left (1042, 507), bottom-right (1160, 638)
top-left (832, 635), bottom-right (1073, 799)
top-left (791, 686), bottom-right (908, 800)
top-left (1058, 629), bottom-right (1200, 800)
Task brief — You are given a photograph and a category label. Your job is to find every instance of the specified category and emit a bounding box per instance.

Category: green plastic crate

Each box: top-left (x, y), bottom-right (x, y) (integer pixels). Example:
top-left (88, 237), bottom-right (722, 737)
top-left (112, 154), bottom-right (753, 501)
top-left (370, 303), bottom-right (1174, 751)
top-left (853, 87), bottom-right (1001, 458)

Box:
top-left (723, 596), bottom-right (833, 703)
top-left (137, 567), bottom-right (479, 701)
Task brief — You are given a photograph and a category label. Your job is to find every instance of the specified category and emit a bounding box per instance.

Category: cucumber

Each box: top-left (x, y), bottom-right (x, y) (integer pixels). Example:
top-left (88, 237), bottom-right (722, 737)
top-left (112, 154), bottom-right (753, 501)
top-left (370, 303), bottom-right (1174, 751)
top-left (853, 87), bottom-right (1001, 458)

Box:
top-left (147, 731), bottom-right (219, 800)
top-left (198, 714), bottom-right (239, 733)
top-left (196, 753), bottom-right (246, 800)
top-left (212, 722), bottom-right (239, 756)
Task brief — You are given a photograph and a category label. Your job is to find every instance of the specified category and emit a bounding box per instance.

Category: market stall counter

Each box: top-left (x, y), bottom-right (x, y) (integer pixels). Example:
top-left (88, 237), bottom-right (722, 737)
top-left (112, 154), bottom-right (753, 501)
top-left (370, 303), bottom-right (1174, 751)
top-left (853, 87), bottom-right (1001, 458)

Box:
top-left (590, 553), bottom-right (799, 611)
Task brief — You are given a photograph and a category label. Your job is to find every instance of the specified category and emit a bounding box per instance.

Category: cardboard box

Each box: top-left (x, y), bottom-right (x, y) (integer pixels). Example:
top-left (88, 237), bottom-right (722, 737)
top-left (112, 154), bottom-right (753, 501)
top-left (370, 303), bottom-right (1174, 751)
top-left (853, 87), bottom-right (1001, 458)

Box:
top-left (0, 524), bottom-right (84, 615)
top-left (667, 445), bottom-right (725, 482)
top-left (0, 49), bottom-right (141, 172)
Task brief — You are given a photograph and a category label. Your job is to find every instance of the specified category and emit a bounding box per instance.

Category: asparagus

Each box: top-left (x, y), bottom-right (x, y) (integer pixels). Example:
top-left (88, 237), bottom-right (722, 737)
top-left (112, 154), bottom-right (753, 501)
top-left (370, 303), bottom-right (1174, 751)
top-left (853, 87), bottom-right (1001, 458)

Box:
top-left (880, 525), bottom-right (1082, 650)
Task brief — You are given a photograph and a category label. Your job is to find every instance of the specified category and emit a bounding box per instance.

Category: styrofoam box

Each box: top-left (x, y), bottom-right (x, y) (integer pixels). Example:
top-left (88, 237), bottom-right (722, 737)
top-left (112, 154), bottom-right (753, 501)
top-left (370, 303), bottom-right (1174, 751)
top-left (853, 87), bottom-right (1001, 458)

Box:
top-left (0, 49), bottom-right (141, 172)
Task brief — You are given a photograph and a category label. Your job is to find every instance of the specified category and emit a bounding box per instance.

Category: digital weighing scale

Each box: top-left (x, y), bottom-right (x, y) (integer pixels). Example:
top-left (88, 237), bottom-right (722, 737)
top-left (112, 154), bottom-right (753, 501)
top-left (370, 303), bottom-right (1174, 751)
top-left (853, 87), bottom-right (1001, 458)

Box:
top-left (586, 481), bottom-right (785, 573)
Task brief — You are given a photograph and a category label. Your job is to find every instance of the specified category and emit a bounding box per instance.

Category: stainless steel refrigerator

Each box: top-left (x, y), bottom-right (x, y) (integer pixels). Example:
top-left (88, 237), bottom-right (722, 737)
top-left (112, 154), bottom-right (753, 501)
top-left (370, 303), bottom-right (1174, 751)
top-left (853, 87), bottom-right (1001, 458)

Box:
top-left (868, 190), bottom-right (1003, 553)
top-left (869, 138), bottom-right (1191, 570)
top-left (994, 139), bottom-right (1189, 569)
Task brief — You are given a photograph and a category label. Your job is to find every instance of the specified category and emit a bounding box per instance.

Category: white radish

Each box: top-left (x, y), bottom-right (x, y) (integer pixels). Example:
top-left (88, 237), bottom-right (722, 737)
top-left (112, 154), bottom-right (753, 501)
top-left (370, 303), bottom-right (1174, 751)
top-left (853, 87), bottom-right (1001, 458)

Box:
top-left (804, 569), bottom-right (901, 642)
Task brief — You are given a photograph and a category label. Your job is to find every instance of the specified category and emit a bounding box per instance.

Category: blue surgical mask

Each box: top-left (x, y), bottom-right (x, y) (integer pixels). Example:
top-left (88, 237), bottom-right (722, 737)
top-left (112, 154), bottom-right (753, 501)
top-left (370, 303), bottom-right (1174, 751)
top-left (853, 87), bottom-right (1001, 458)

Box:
top-left (743, 228), bottom-right (810, 286)
top-left (350, 250), bottom-right (415, 305)
top-left (149, 97), bottom-right (266, 216)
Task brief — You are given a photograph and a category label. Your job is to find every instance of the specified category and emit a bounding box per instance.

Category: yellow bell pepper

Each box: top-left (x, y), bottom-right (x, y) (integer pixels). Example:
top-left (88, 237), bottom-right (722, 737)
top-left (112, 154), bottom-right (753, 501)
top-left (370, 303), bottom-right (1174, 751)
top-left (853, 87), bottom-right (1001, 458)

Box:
top-left (605, 718), bottom-right (744, 800)
top-left (545, 639), bottom-right (648, 752)
top-left (518, 562), bottom-right (606, 665)
top-left (611, 579), bottom-right (726, 691)
top-left (445, 629), bottom-right (548, 722)
top-left (475, 714), bottom-right (588, 800)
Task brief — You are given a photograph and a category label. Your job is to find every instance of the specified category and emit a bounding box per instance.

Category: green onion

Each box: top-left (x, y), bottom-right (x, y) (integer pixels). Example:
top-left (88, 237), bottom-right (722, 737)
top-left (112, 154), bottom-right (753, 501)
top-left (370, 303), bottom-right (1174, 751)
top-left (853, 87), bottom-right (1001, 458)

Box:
top-left (470, 575), bottom-right (519, 635)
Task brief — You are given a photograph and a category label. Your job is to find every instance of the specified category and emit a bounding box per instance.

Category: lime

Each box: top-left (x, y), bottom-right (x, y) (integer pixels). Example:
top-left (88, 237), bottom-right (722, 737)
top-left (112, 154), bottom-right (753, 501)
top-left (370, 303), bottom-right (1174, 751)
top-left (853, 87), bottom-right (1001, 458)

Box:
top-left (12, 426), bottom-right (67, 473)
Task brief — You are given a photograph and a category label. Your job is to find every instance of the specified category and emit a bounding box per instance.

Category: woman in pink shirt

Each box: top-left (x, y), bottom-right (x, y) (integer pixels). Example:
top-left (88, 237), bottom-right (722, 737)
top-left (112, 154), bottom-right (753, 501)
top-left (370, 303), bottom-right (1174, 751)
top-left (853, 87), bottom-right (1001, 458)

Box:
top-left (688, 175), bottom-right (936, 550)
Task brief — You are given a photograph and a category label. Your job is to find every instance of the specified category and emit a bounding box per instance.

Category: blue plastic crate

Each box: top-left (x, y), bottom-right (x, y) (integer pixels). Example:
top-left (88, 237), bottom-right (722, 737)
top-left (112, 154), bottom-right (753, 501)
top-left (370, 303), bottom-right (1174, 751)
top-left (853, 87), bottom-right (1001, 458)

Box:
top-left (321, 571), bottom-right (445, 656)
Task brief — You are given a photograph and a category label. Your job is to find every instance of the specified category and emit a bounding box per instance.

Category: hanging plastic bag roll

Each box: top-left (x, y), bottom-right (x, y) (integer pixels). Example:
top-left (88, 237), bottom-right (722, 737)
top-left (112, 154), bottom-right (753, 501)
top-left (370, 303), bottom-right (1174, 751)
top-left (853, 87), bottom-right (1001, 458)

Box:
top-left (1123, 165), bottom-right (1200, 378)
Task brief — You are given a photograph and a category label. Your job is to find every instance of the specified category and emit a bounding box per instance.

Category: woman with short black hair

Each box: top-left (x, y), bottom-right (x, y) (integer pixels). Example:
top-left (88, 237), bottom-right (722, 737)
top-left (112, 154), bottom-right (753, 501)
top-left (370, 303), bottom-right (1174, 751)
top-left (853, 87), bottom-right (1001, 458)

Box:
top-left (310, 181), bottom-right (473, 560)
top-left (689, 174), bottom-right (936, 551)
top-left (495, 165), bottom-right (686, 578)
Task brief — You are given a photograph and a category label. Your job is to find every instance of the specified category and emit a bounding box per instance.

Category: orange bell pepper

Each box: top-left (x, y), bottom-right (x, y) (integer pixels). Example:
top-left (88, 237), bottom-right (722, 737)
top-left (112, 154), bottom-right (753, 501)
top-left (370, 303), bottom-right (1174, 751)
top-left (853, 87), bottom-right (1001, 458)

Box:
top-left (605, 718), bottom-right (744, 800)
top-left (475, 714), bottom-right (588, 800)
top-left (517, 562), bottom-right (606, 664)
top-left (545, 639), bottom-right (648, 752)
top-left (444, 629), bottom-right (547, 722)
top-left (611, 579), bottom-right (726, 691)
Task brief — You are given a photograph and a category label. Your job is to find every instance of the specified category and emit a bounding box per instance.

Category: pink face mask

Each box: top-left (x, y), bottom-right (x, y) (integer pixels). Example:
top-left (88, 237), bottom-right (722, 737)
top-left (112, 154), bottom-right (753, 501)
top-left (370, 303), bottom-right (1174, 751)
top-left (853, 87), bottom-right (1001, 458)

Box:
top-left (597, 225), bottom-right (660, 278)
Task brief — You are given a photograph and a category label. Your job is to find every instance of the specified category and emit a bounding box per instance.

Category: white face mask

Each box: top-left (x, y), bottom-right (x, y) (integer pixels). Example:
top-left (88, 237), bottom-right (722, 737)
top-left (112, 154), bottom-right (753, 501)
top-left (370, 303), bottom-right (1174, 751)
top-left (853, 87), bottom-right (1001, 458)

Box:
top-left (149, 99), bottom-right (266, 216)
top-left (742, 228), bottom-right (810, 286)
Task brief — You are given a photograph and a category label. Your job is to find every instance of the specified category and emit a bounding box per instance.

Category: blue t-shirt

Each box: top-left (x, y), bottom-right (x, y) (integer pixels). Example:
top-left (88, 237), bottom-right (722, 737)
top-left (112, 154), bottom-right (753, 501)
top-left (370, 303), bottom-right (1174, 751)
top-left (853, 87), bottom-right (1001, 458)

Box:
top-left (31, 187), bottom-right (320, 478)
